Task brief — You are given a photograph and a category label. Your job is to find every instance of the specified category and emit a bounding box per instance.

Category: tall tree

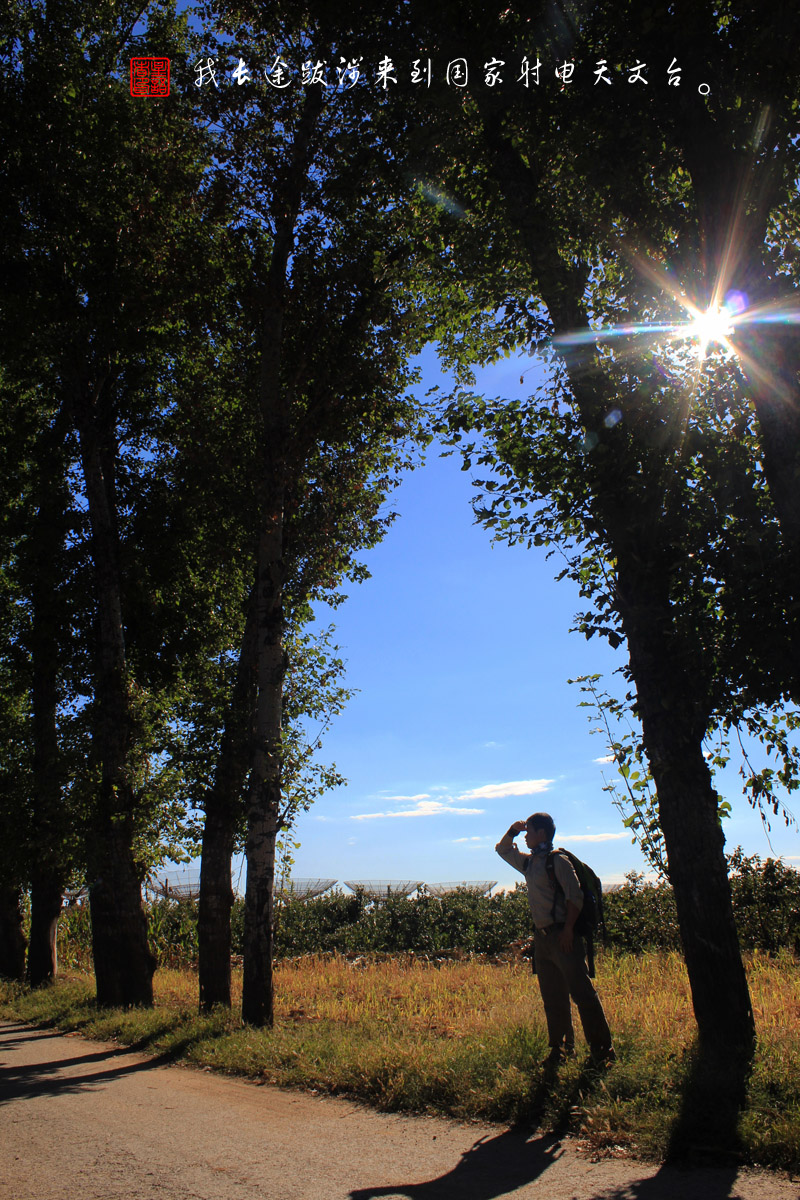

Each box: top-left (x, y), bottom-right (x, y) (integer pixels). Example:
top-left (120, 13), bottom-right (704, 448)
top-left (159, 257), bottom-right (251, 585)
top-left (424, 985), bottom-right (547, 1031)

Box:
top-left (407, 0), bottom-right (800, 1056)
top-left (189, 3), bottom-right (439, 1024)
top-left (0, 364), bottom-right (86, 984)
top-left (0, 0), bottom-right (216, 1005)
top-left (0, 544), bottom-right (31, 981)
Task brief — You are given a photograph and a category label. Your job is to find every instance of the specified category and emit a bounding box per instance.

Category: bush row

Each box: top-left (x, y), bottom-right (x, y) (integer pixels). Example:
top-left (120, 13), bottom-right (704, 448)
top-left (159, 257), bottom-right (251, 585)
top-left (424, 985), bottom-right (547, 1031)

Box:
top-left (55, 850), bottom-right (800, 970)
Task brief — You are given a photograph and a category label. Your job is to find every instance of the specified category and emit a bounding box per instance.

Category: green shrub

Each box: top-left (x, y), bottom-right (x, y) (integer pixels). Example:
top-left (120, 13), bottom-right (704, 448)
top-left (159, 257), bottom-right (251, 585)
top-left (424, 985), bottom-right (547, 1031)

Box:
top-left (57, 902), bottom-right (93, 970)
top-left (603, 872), bottom-right (682, 952)
top-left (147, 897), bottom-right (200, 967)
top-left (728, 848), bottom-right (800, 953)
top-left (51, 851), bottom-right (800, 969)
top-left (273, 885), bottom-right (533, 957)
top-left (58, 895), bottom-right (201, 971)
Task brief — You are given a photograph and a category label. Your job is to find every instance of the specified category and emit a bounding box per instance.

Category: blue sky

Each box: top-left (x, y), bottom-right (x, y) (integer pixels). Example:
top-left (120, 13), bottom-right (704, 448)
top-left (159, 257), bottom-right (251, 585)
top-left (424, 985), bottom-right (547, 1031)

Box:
top-left (256, 348), bottom-right (800, 893)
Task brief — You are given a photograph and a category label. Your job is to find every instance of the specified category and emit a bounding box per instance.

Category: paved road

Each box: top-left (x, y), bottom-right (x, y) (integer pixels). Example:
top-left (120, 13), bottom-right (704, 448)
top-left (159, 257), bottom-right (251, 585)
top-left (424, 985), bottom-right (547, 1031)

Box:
top-left (1, 1020), bottom-right (798, 1200)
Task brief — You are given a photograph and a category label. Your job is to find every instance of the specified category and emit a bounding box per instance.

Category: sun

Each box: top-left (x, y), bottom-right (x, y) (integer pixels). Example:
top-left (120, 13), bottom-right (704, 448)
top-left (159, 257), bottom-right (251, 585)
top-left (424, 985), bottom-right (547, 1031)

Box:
top-left (688, 304), bottom-right (735, 359)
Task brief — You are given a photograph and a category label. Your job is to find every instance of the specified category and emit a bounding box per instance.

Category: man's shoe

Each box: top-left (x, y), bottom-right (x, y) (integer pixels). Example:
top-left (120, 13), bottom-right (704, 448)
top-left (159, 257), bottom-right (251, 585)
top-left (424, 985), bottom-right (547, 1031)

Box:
top-left (589, 1045), bottom-right (617, 1068)
top-left (541, 1048), bottom-right (567, 1068)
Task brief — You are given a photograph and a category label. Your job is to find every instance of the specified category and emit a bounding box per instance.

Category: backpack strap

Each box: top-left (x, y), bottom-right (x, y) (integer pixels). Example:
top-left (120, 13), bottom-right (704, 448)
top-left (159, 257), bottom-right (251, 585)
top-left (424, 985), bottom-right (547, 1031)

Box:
top-left (545, 849), bottom-right (562, 923)
top-left (546, 849), bottom-right (597, 976)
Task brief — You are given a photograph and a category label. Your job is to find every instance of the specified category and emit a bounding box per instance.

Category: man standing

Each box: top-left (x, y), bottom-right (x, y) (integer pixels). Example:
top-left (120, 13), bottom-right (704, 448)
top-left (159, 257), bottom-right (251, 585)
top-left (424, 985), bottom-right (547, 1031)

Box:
top-left (496, 811), bottom-right (615, 1067)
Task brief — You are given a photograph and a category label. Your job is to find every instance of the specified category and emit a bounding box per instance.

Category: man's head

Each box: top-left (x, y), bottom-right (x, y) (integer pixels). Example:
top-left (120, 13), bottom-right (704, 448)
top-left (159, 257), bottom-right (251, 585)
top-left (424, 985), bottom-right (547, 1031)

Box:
top-left (524, 812), bottom-right (555, 850)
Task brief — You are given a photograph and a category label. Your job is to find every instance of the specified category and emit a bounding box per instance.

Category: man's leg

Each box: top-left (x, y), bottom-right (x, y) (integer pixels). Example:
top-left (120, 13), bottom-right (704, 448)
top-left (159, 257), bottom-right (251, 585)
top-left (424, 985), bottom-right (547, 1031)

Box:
top-left (534, 929), bottom-right (575, 1056)
top-left (560, 936), bottom-right (613, 1058)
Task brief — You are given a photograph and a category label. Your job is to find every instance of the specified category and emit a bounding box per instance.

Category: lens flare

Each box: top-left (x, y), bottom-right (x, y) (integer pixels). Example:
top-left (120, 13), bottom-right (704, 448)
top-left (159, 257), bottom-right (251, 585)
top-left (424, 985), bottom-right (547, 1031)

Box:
top-left (688, 303), bottom-right (735, 358)
top-left (724, 289), bottom-right (748, 316)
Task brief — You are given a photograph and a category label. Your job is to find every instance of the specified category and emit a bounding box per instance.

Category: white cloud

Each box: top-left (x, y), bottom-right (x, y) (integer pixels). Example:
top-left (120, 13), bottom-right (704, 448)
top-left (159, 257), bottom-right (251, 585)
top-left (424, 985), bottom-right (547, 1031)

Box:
top-left (593, 755), bottom-right (614, 764)
top-left (351, 799), bottom-right (484, 821)
top-left (453, 836), bottom-right (488, 843)
top-left (559, 832), bottom-right (628, 843)
top-left (458, 779), bottom-right (553, 801)
top-left (375, 793), bottom-right (431, 802)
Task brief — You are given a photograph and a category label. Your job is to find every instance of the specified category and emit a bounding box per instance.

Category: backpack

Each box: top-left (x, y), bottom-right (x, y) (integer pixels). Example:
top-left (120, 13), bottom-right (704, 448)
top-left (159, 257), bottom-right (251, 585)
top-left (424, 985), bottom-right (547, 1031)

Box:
top-left (546, 848), bottom-right (605, 976)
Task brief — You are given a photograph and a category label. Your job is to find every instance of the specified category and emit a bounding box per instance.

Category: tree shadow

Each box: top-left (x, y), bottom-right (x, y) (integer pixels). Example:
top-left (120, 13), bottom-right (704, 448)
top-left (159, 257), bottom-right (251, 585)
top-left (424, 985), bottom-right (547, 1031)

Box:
top-left (0, 1040), bottom-right (137, 1075)
top-left (2, 1011), bottom-right (231, 1062)
top-left (0, 1021), bottom-right (70, 1042)
top-left (592, 1041), bottom-right (756, 1200)
top-left (593, 1162), bottom-right (743, 1200)
top-left (665, 1041), bottom-right (754, 1166)
top-left (0, 1017), bottom-right (235, 1108)
top-left (0, 1045), bottom-right (174, 1106)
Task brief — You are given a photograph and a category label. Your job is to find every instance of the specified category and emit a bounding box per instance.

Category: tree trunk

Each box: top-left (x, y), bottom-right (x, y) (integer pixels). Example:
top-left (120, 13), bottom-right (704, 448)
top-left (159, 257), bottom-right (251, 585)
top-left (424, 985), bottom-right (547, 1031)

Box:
top-left (620, 571), bottom-right (755, 1056)
top-left (242, 802), bottom-right (278, 1027)
top-left (527, 188), bottom-right (755, 1056)
top-left (0, 886), bottom-right (26, 981)
top-left (655, 746), bottom-right (755, 1055)
top-left (199, 587), bottom-right (259, 1011)
top-left (73, 384), bottom-right (155, 1007)
top-left (198, 804), bottom-right (235, 1011)
top-left (89, 820), bottom-right (155, 1007)
top-left (240, 263), bottom-right (292, 1028)
top-left (475, 25), bottom-right (757, 1058)
top-left (27, 873), bottom-right (64, 987)
top-left (241, 519), bottom-right (285, 1028)
top-left (27, 461), bottom-right (68, 987)
top-left (239, 87), bottom-right (323, 1027)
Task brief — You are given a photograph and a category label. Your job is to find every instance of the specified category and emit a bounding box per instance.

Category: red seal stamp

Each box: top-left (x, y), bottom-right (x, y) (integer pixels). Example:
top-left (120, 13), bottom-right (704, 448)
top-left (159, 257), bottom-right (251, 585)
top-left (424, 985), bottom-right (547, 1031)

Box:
top-left (130, 58), bottom-right (170, 97)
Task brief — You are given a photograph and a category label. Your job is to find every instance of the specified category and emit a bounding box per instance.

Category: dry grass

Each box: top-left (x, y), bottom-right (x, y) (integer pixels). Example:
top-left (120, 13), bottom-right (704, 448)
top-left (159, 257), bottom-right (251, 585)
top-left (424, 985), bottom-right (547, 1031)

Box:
top-left (2, 949), bottom-right (799, 1169)
top-left (147, 947), bottom-right (696, 1042)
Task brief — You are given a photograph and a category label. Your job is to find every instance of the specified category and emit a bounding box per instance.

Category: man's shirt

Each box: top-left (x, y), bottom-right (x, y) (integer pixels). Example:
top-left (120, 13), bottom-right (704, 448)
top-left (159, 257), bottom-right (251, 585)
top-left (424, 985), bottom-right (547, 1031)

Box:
top-left (496, 843), bottom-right (583, 929)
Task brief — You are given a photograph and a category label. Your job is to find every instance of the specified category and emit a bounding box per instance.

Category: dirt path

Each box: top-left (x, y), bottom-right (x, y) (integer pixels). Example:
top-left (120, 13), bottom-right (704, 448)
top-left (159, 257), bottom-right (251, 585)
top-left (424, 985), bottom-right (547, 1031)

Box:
top-left (1, 1020), bottom-right (798, 1200)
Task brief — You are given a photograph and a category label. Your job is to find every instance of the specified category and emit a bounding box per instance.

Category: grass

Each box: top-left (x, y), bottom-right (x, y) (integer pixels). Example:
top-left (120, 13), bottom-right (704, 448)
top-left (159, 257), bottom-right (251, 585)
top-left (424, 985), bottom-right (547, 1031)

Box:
top-left (2, 949), bottom-right (799, 1171)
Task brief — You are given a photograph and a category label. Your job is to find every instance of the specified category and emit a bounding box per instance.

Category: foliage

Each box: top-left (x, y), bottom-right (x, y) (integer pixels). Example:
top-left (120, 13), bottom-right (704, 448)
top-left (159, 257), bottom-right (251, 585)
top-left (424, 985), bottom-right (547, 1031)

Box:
top-left (413, 3), bottom-right (800, 1059)
top-left (423, 0), bottom-right (800, 851)
top-left (57, 896), bottom-right (202, 971)
top-left (274, 886), bottom-right (533, 957)
top-left (728, 848), bottom-right (800, 955)
top-left (571, 673), bottom-right (799, 878)
top-left (0, 0), bottom-right (225, 901)
top-left (56, 904), bottom-right (93, 972)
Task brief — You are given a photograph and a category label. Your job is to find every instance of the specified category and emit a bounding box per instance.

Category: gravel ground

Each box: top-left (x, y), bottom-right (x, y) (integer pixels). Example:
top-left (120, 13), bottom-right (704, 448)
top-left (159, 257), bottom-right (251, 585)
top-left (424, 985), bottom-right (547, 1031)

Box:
top-left (1, 1020), bottom-right (798, 1200)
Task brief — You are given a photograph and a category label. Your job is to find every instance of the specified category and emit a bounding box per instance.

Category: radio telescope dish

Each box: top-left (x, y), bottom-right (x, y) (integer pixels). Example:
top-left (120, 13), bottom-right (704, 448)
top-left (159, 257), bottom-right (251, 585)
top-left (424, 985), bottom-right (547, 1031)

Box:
top-left (426, 881), bottom-right (497, 897)
top-left (343, 880), bottom-right (422, 900)
top-left (277, 878), bottom-right (338, 900)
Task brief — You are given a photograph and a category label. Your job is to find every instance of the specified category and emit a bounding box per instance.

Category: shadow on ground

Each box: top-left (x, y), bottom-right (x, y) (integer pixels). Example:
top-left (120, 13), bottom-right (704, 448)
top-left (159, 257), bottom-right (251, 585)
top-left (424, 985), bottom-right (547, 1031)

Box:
top-left (348, 1047), bottom-right (756, 1200)
top-left (0, 1023), bottom-right (182, 1106)
top-left (349, 1060), bottom-right (598, 1200)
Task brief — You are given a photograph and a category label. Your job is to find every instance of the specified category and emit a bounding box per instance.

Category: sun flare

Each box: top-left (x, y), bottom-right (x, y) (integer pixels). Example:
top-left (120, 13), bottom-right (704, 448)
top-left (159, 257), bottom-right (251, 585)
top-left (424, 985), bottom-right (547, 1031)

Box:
top-left (686, 303), bottom-right (735, 359)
